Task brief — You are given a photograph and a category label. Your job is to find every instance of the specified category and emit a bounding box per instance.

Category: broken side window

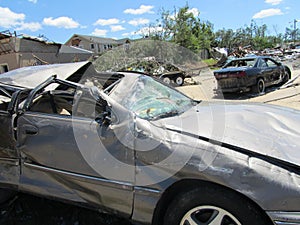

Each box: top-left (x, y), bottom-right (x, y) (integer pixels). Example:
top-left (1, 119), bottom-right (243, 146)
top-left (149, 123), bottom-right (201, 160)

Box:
top-left (26, 76), bottom-right (108, 119)
top-left (0, 85), bottom-right (25, 112)
top-left (29, 89), bottom-right (74, 115)
top-left (0, 90), bottom-right (10, 111)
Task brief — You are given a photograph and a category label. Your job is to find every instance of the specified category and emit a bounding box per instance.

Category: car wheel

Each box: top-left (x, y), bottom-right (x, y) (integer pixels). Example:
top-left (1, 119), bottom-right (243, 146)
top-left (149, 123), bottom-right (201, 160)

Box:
top-left (282, 71), bottom-right (289, 84)
top-left (162, 76), bottom-right (171, 85)
top-left (252, 78), bottom-right (265, 94)
top-left (174, 75), bottom-right (184, 86)
top-left (163, 186), bottom-right (272, 225)
top-left (281, 67), bottom-right (290, 84)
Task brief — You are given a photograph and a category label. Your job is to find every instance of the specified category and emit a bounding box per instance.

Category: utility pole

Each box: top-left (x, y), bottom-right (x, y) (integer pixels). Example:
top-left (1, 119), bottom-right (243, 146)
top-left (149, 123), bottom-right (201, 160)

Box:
top-left (293, 19), bottom-right (299, 44)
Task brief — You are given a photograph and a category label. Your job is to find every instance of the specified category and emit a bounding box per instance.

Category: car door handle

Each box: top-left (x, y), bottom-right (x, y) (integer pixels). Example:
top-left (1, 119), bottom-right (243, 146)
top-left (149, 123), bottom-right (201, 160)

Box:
top-left (23, 125), bottom-right (38, 135)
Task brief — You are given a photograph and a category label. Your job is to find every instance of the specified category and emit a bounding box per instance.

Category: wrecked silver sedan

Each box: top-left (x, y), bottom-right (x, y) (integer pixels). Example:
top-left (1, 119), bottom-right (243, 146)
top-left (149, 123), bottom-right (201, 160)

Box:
top-left (0, 61), bottom-right (299, 225)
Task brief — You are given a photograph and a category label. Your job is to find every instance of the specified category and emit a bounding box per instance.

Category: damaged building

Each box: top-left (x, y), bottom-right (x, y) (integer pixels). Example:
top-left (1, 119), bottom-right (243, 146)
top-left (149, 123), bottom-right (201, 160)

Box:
top-left (0, 31), bottom-right (93, 74)
top-left (64, 34), bottom-right (131, 55)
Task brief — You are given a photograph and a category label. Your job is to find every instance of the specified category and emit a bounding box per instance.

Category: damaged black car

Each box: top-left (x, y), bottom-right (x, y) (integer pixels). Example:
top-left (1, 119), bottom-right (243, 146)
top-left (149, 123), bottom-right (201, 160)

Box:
top-left (0, 61), bottom-right (299, 225)
top-left (214, 56), bottom-right (291, 94)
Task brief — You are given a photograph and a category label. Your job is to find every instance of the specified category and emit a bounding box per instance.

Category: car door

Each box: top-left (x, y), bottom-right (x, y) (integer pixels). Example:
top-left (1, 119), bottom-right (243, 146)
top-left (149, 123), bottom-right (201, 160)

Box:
top-left (265, 58), bottom-right (282, 84)
top-left (257, 58), bottom-right (271, 81)
top-left (16, 77), bottom-right (135, 217)
top-left (0, 85), bottom-right (26, 186)
top-left (257, 58), bottom-right (278, 86)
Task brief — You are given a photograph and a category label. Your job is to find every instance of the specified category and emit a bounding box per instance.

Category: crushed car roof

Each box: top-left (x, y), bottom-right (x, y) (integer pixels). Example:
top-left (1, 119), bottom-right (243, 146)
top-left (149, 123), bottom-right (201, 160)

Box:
top-left (0, 61), bottom-right (90, 88)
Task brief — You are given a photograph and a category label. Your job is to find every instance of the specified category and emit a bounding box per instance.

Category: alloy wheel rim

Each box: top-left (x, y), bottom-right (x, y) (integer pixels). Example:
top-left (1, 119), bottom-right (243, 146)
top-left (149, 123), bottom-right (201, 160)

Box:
top-left (180, 205), bottom-right (242, 225)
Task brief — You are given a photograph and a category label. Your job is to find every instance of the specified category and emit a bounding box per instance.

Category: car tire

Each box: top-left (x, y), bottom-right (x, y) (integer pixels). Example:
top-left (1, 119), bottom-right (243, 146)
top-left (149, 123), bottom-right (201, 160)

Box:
top-left (163, 186), bottom-right (272, 225)
top-left (281, 67), bottom-right (291, 84)
top-left (252, 78), bottom-right (265, 94)
top-left (0, 188), bottom-right (16, 204)
top-left (174, 75), bottom-right (184, 86)
top-left (162, 76), bottom-right (171, 85)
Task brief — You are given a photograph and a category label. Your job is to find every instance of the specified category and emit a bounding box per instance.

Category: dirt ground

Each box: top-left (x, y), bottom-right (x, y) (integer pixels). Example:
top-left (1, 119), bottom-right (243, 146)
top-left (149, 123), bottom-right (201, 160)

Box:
top-left (0, 194), bottom-right (132, 225)
top-left (1, 59), bottom-right (299, 225)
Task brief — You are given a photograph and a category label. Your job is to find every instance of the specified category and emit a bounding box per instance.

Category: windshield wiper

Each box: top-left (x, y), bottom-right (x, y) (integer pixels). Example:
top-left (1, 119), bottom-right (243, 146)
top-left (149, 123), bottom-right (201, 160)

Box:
top-left (152, 110), bottom-right (179, 120)
top-left (192, 99), bottom-right (201, 105)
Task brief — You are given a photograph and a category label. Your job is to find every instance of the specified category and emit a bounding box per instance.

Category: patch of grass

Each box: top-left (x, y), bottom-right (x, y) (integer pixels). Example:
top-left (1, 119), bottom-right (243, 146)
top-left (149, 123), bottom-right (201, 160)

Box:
top-left (202, 58), bottom-right (218, 67)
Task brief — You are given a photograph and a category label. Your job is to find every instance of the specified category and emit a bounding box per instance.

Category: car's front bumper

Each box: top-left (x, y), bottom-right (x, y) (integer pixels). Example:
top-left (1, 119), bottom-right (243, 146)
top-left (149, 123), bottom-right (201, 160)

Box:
top-left (267, 211), bottom-right (300, 225)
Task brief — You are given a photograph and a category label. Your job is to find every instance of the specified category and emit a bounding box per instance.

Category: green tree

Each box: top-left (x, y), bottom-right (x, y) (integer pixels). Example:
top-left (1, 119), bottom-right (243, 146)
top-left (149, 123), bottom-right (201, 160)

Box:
top-left (214, 21), bottom-right (283, 52)
top-left (154, 6), bottom-right (214, 52)
top-left (285, 27), bottom-right (300, 42)
top-left (214, 28), bottom-right (235, 49)
top-left (138, 6), bottom-right (288, 54)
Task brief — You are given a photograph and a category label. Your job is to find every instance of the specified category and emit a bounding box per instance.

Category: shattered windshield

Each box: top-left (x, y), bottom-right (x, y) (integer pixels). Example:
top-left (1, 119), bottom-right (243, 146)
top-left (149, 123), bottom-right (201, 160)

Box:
top-left (115, 75), bottom-right (195, 120)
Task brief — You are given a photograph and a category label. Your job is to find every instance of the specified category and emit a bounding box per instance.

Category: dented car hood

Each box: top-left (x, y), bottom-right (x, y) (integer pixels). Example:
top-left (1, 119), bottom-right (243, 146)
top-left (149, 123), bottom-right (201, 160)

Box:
top-left (0, 61), bottom-right (89, 88)
top-left (157, 101), bottom-right (300, 167)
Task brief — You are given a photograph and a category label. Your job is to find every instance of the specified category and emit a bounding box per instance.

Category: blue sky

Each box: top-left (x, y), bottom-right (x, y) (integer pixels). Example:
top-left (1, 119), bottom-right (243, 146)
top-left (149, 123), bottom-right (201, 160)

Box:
top-left (0, 0), bottom-right (299, 44)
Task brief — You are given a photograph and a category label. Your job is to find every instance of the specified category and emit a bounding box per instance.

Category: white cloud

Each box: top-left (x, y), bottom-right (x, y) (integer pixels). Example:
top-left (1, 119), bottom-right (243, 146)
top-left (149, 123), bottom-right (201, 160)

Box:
top-left (110, 25), bottom-right (125, 32)
top-left (16, 22), bottom-right (41, 31)
top-left (91, 28), bottom-right (108, 36)
top-left (252, 8), bottom-right (283, 19)
top-left (167, 8), bottom-right (199, 21)
top-left (133, 26), bottom-right (163, 36)
top-left (265, 0), bottom-right (283, 5)
top-left (0, 7), bottom-right (25, 28)
top-left (28, 0), bottom-right (38, 3)
top-left (0, 7), bottom-right (41, 32)
top-left (122, 32), bottom-right (130, 37)
top-left (94, 18), bottom-right (120, 26)
top-left (128, 18), bottom-right (150, 26)
top-left (43, 16), bottom-right (80, 29)
top-left (124, 5), bottom-right (154, 15)
top-left (168, 13), bottom-right (176, 20)
top-left (187, 8), bottom-right (200, 17)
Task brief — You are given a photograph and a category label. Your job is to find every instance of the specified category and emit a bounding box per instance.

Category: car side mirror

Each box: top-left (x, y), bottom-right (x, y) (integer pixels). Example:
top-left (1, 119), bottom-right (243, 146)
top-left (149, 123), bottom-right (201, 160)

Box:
top-left (95, 109), bottom-right (112, 138)
top-left (89, 87), bottom-right (113, 137)
top-left (89, 86), bottom-right (107, 103)
top-left (88, 86), bottom-right (111, 120)
top-left (95, 111), bottom-right (111, 125)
